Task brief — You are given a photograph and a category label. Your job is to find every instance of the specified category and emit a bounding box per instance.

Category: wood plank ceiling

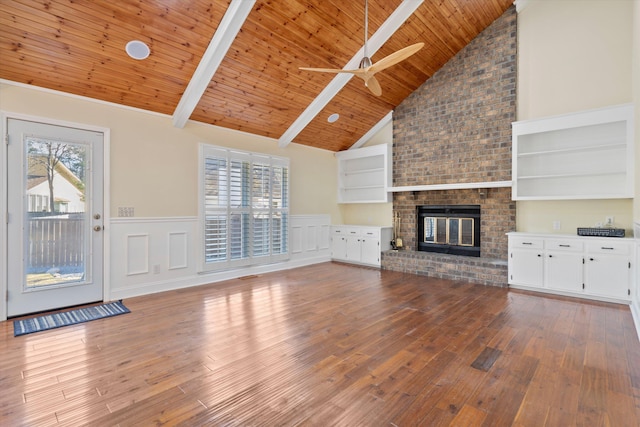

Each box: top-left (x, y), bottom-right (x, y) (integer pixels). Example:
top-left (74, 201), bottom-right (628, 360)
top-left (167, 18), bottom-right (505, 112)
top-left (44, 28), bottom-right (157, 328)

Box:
top-left (0, 0), bottom-right (514, 152)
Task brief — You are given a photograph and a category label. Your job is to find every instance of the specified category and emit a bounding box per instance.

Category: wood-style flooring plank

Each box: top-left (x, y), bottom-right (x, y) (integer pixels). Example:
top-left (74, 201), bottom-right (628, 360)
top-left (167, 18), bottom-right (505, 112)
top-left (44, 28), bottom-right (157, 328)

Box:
top-left (0, 262), bottom-right (638, 426)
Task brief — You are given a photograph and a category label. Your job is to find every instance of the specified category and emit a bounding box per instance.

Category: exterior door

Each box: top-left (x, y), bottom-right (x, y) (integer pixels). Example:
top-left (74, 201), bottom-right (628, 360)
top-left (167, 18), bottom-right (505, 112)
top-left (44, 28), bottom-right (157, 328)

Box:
top-left (7, 118), bottom-right (104, 317)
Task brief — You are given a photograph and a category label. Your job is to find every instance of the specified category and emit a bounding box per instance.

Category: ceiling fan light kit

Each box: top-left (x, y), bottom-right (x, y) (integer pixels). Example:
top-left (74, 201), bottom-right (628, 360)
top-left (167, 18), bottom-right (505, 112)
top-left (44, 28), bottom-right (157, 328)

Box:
top-left (300, 0), bottom-right (423, 96)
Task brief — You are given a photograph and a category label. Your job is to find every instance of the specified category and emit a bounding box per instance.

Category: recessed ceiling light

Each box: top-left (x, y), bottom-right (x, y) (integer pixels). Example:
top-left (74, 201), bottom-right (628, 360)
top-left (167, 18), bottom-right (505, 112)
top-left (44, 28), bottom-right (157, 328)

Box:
top-left (328, 113), bottom-right (340, 123)
top-left (125, 40), bottom-right (150, 60)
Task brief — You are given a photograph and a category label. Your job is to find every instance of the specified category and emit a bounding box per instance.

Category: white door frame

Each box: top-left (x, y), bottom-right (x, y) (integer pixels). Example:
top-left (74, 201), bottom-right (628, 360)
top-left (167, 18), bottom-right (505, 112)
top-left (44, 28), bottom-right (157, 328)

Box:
top-left (0, 112), bottom-right (110, 321)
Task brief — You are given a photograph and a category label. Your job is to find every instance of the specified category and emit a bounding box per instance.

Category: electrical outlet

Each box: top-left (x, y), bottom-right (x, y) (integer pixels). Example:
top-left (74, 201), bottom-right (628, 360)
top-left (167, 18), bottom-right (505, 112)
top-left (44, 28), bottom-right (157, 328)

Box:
top-left (153, 264), bottom-right (160, 274)
top-left (553, 220), bottom-right (561, 230)
top-left (605, 216), bottom-right (614, 227)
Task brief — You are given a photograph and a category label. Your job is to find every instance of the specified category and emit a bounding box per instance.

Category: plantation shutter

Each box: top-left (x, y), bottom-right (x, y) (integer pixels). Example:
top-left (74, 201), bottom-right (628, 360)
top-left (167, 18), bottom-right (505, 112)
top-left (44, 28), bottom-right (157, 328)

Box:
top-left (203, 155), bottom-right (227, 263)
top-left (228, 152), bottom-right (251, 266)
top-left (200, 145), bottom-right (289, 272)
top-left (271, 161), bottom-right (288, 259)
top-left (251, 157), bottom-right (271, 259)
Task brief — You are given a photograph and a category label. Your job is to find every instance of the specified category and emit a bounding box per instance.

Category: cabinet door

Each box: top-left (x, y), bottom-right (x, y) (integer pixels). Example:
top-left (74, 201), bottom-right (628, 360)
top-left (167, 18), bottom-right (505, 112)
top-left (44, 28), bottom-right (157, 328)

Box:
top-left (331, 236), bottom-right (348, 260)
top-left (585, 255), bottom-right (630, 299)
top-left (509, 249), bottom-right (544, 287)
top-left (545, 252), bottom-right (583, 292)
top-left (346, 236), bottom-right (362, 262)
top-left (360, 237), bottom-right (380, 266)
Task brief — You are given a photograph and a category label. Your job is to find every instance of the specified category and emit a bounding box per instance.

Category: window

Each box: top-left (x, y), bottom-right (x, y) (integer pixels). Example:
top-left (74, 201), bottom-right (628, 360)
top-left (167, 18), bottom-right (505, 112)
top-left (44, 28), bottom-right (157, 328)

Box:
top-left (200, 145), bottom-right (289, 272)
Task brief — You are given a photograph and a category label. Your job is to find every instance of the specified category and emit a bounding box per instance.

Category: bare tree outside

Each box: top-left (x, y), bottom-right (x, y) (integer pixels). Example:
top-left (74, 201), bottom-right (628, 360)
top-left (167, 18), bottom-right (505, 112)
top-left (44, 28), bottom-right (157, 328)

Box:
top-left (27, 138), bottom-right (85, 213)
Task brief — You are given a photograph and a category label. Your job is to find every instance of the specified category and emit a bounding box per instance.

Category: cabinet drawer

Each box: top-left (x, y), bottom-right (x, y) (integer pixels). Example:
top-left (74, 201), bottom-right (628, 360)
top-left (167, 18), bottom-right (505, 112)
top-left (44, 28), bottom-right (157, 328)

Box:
top-left (345, 228), bottom-right (361, 237)
top-left (546, 239), bottom-right (583, 252)
top-left (332, 227), bottom-right (347, 236)
top-left (360, 229), bottom-right (380, 239)
top-left (509, 237), bottom-right (543, 249)
top-left (586, 241), bottom-right (631, 255)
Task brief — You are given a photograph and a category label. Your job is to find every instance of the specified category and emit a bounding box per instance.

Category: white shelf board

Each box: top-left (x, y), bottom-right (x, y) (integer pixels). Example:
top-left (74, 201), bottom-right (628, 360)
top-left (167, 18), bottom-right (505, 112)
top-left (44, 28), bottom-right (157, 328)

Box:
top-left (517, 142), bottom-right (626, 157)
top-left (389, 181), bottom-right (512, 193)
top-left (517, 171), bottom-right (624, 180)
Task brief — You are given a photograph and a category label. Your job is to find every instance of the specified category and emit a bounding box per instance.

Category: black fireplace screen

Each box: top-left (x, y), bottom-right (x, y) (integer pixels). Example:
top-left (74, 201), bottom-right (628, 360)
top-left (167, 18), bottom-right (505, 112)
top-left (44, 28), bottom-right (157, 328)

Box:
top-left (417, 205), bottom-right (480, 257)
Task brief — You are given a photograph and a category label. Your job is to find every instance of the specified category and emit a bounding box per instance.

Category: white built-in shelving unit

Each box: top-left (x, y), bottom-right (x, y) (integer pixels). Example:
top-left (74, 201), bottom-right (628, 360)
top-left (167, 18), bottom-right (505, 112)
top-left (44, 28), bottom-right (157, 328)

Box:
top-left (336, 144), bottom-right (392, 203)
top-left (512, 104), bottom-right (634, 200)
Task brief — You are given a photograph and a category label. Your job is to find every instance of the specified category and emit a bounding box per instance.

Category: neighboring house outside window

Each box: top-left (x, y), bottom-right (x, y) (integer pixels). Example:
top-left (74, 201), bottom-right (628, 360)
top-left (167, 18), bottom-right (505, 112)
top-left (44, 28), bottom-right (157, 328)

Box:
top-left (27, 156), bottom-right (84, 214)
top-left (200, 144), bottom-right (289, 272)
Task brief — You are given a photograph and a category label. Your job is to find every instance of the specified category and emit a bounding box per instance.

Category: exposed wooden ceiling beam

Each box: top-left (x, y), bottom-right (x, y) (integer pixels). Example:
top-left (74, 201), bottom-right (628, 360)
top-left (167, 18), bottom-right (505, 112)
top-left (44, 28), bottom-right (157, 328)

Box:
top-left (172, 0), bottom-right (256, 128)
top-left (277, 0), bottom-right (424, 148)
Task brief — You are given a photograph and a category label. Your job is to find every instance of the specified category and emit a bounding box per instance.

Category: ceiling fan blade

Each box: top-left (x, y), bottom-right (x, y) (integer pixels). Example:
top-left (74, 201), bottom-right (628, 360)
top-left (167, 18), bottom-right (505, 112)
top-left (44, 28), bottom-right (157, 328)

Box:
top-left (369, 42), bottom-right (424, 74)
top-left (364, 75), bottom-right (382, 96)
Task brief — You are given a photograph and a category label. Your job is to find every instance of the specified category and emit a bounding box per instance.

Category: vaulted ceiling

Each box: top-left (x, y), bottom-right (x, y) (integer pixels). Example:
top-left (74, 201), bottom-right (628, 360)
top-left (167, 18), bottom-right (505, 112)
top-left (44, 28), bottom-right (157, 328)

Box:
top-left (0, 0), bottom-right (514, 152)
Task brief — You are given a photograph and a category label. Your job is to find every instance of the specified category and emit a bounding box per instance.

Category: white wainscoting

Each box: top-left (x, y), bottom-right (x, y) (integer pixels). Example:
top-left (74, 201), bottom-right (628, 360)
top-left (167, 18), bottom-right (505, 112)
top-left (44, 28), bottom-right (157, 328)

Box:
top-left (109, 214), bottom-right (331, 300)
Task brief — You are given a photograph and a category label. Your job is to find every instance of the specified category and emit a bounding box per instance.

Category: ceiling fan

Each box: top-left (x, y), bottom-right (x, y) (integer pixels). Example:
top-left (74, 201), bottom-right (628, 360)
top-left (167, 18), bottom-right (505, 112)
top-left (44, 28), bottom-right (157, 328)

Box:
top-left (299, 0), bottom-right (424, 96)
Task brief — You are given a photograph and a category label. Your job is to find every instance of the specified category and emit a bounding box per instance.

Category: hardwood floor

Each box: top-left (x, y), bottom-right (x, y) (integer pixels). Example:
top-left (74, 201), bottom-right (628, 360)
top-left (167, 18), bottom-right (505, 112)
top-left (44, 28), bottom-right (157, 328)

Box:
top-left (1, 262), bottom-right (639, 426)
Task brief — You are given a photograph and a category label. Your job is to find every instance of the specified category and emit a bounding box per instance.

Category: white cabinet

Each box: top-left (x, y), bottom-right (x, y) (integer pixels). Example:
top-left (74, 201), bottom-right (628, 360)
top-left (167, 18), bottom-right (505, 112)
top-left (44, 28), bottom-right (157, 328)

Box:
top-left (331, 226), bottom-right (392, 267)
top-left (512, 104), bottom-right (634, 200)
top-left (331, 230), bottom-right (348, 260)
top-left (544, 239), bottom-right (583, 293)
top-left (584, 241), bottom-right (632, 300)
top-left (507, 232), bottom-right (633, 303)
top-left (508, 236), bottom-right (544, 287)
top-left (336, 144), bottom-right (392, 203)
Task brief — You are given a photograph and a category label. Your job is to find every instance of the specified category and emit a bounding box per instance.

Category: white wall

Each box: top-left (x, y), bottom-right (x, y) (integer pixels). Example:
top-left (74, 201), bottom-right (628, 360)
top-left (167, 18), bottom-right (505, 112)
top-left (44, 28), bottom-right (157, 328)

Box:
top-left (632, 0), bottom-right (640, 339)
top-left (0, 83), bottom-right (343, 221)
top-left (516, 0), bottom-right (634, 234)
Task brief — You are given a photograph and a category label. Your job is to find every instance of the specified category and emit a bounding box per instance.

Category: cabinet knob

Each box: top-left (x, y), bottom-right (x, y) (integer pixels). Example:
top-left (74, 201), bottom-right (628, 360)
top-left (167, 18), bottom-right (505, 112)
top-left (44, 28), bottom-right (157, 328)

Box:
top-left (548, 255), bottom-right (553, 258)
top-left (590, 257), bottom-right (595, 261)
top-left (537, 254), bottom-right (541, 257)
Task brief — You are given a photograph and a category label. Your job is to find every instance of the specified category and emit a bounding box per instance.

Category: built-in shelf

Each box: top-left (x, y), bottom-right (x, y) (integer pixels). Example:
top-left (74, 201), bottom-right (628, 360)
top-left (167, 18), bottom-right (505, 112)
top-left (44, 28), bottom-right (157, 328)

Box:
top-left (344, 167), bottom-right (385, 175)
top-left (518, 171), bottom-right (623, 180)
top-left (517, 142), bottom-right (626, 157)
top-left (389, 180), bottom-right (512, 193)
top-left (343, 185), bottom-right (385, 191)
top-left (512, 104), bottom-right (634, 200)
top-left (336, 144), bottom-right (392, 203)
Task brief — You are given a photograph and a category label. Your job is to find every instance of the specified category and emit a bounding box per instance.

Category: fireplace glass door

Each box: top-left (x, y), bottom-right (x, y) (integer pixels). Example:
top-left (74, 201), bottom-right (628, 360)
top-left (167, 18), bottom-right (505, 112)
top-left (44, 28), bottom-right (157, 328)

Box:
top-left (424, 217), bottom-right (474, 247)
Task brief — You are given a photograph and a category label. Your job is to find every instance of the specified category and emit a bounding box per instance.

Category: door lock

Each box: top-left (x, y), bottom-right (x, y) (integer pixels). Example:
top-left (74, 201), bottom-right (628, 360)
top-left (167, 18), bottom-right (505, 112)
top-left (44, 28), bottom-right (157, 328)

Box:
top-left (93, 214), bottom-right (101, 220)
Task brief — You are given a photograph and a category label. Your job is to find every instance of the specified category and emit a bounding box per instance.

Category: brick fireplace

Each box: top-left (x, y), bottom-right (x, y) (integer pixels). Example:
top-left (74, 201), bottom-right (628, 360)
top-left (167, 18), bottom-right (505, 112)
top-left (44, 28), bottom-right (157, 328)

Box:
top-left (381, 6), bottom-right (517, 287)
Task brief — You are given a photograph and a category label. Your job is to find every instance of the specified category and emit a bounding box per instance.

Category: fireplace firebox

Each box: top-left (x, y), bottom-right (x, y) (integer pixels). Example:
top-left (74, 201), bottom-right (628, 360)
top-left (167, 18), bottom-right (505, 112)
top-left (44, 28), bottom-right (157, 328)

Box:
top-left (417, 205), bottom-right (481, 257)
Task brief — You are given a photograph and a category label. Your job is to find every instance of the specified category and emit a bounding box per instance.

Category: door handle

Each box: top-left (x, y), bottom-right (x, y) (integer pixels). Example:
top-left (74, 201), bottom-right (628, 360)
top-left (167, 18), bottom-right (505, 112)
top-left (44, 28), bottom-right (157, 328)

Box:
top-left (93, 225), bottom-right (103, 232)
